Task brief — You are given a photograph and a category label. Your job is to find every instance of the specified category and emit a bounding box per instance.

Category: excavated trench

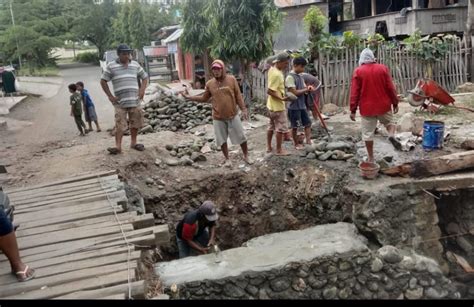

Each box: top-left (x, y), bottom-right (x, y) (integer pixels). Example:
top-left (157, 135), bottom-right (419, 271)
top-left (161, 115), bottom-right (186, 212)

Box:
top-left (129, 160), bottom-right (472, 299)
top-left (143, 161), bottom-right (352, 256)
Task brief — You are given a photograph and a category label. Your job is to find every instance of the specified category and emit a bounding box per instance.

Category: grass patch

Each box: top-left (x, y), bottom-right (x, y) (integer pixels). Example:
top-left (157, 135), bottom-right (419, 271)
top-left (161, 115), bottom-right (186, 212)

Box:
top-left (17, 66), bottom-right (59, 77)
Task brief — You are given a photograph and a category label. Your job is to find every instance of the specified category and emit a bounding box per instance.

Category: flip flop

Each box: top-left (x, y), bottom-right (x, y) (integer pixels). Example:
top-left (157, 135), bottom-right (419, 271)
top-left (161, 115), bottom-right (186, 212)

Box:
top-left (107, 148), bottom-right (122, 155)
top-left (276, 151), bottom-right (291, 157)
top-left (15, 265), bottom-right (36, 282)
top-left (132, 144), bottom-right (145, 152)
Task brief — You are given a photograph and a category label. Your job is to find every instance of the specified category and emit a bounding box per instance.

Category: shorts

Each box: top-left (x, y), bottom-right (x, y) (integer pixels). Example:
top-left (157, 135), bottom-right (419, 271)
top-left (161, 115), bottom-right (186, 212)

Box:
top-left (115, 106), bottom-right (144, 133)
top-left (214, 115), bottom-right (247, 147)
top-left (361, 112), bottom-right (395, 141)
top-left (268, 110), bottom-right (289, 133)
top-left (0, 209), bottom-right (13, 236)
top-left (85, 106), bottom-right (98, 122)
top-left (288, 109), bottom-right (312, 129)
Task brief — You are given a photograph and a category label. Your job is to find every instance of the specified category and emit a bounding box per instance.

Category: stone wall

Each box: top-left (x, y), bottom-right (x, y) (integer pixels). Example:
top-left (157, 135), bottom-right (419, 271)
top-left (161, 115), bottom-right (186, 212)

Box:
top-left (164, 246), bottom-right (458, 300)
top-left (350, 187), bottom-right (448, 273)
top-left (155, 224), bottom-right (459, 300)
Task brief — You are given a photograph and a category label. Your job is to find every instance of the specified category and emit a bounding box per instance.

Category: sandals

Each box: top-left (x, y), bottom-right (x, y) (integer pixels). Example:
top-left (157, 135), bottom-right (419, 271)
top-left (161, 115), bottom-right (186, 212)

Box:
top-left (107, 148), bottom-right (122, 155)
top-left (132, 144), bottom-right (145, 152)
top-left (15, 265), bottom-right (36, 282)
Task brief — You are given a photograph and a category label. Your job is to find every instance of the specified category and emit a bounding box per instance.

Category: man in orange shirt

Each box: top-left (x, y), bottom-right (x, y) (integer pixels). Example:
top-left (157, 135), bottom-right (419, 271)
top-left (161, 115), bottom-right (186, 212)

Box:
top-left (184, 60), bottom-right (250, 167)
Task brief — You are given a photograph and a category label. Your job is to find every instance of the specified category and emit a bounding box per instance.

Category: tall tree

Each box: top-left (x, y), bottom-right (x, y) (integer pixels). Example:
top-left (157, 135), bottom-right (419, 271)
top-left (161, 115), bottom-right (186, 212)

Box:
top-left (206, 0), bottom-right (282, 66)
top-left (128, 0), bottom-right (148, 49)
top-left (112, 3), bottom-right (131, 45)
top-left (180, 0), bottom-right (213, 55)
top-left (73, 0), bottom-right (117, 56)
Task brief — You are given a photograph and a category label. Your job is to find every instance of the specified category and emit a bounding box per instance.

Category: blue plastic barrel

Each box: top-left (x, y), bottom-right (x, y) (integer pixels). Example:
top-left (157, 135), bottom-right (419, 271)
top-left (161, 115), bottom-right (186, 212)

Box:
top-left (423, 121), bottom-right (445, 151)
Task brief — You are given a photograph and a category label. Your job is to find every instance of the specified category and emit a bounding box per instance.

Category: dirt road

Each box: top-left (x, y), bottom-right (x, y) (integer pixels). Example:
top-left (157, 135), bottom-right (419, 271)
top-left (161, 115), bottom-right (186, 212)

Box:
top-left (0, 64), bottom-right (117, 185)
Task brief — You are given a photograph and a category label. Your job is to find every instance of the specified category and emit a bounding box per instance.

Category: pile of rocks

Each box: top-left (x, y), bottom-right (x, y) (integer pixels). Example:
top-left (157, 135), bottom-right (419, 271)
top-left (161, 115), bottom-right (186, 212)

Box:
top-left (156, 139), bottom-right (215, 168)
top-left (140, 92), bottom-right (213, 134)
top-left (303, 138), bottom-right (355, 162)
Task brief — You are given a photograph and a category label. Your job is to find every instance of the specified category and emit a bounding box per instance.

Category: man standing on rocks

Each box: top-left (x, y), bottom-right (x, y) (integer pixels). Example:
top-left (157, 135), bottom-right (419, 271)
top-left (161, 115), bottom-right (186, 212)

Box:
top-left (100, 44), bottom-right (149, 155)
top-left (183, 60), bottom-right (251, 167)
top-left (285, 57), bottom-right (314, 150)
top-left (266, 52), bottom-right (291, 156)
top-left (176, 201), bottom-right (218, 258)
top-left (350, 48), bottom-right (402, 163)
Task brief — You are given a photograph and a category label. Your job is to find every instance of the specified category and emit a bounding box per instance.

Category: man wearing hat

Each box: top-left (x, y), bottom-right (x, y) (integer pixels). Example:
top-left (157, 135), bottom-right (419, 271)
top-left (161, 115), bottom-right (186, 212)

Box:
top-left (100, 44), bottom-right (149, 155)
top-left (183, 60), bottom-right (251, 167)
top-left (266, 52), bottom-right (291, 156)
top-left (176, 201), bottom-right (219, 258)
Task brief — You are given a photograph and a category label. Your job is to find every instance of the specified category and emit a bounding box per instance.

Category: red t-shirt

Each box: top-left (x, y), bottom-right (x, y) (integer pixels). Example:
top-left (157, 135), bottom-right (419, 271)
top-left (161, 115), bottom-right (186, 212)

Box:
top-left (350, 63), bottom-right (398, 117)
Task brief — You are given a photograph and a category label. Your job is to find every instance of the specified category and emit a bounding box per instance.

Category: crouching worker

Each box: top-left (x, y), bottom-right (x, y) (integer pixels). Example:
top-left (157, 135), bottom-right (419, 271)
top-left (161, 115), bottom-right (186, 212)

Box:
top-left (176, 201), bottom-right (218, 259)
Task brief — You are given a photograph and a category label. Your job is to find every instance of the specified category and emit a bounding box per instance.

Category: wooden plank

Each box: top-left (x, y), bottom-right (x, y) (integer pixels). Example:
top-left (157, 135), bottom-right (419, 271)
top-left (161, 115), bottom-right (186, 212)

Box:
top-left (10, 181), bottom-right (121, 207)
top-left (0, 251), bottom-right (141, 286)
top-left (8, 176), bottom-right (120, 202)
top-left (15, 207), bottom-right (117, 230)
top-left (0, 246), bottom-right (131, 276)
top-left (0, 262), bottom-right (137, 297)
top-left (13, 188), bottom-right (121, 210)
top-left (13, 189), bottom-right (127, 213)
top-left (17, 224), bottom-right (134, 250)
top-left (14, 190), bottom-right (127, 217)
top-left (3, 226), bottom-right (164, 261)
top-left (15, 197), bottom-right (120, 218)
top-left (3, 270), bottom-right (136, 300)
top-left (15, 201), bottom-right (121, 224)
top-left (53, 281), bottom-right (145, 300)
top-left (98, 294), bottom-right (126, 300)
top-left (12, 181), bottom-right (122, 206)
top-left (6, 170), bottom-right (118, 194)
top-left (15, 212), bottom-right (139, 238)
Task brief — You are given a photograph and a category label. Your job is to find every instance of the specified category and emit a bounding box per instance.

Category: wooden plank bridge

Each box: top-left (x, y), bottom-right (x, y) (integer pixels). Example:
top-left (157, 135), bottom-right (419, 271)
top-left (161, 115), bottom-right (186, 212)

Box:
top-left (0, 170), bottom-right (169, 300)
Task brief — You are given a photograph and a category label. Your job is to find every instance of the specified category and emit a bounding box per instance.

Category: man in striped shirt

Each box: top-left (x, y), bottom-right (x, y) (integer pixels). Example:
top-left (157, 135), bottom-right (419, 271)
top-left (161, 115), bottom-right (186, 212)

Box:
top-left (100, 44), bottom-right (149, 155)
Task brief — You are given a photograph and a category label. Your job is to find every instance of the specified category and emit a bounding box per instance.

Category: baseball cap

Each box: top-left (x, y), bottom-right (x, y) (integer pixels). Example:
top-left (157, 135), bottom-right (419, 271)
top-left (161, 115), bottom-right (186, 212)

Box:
top-left (272, 52), bottom-right (290, 64)
top-left (117, 44), bottom-right (133, 54)
top-left (199, 201), bottom-right (219, 222)
top-left (211, 61), bottom-right (224, 70)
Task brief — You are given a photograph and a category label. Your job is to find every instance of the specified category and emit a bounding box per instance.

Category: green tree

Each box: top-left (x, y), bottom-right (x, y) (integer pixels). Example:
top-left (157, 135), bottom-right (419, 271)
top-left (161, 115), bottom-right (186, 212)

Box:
top-left (207, 0), bottom-right (282, 66)
top-left (128, 0), bottom-right (148, 49)
top-left (112, 3), bottom-right (131, 46)
top-left (143, 3), bottom-right (174, 41)
top-left (73, 0), bottom-right (117, 56)
top-left (180, 0), bottom-right (213, 55)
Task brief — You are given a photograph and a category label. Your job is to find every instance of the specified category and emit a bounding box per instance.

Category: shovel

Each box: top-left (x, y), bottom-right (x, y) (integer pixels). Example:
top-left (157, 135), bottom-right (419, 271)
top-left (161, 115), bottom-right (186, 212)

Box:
top-left (311, 82), bottom-right (331, 139)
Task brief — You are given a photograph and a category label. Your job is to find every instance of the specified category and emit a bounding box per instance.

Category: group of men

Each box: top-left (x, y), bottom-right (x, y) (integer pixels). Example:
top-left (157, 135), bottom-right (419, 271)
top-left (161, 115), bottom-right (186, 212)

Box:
top-left (96, 44), bottom-right (400, 259)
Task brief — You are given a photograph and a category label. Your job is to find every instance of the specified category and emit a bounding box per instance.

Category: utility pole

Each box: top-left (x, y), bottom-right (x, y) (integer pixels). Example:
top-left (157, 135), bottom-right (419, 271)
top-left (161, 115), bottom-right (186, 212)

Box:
top-left (9, 0), bottom-right (22, 70)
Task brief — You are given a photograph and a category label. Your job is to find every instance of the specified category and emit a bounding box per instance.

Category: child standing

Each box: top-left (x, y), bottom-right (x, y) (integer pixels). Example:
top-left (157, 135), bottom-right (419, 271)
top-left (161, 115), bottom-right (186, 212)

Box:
top-left (76, 81), bottom-right (101, 132)
top-left (69, 84), bottom-right (88, 136)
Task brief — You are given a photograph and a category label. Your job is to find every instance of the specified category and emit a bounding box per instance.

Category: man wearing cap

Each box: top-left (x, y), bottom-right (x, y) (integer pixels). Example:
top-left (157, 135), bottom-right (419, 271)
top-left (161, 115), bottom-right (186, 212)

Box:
top-left (176, 201), bottom-right (219, 258)
top-left (183, 60), bottom-right (251, 167)
top-left (267, 52), bottom-right (291, 156)
top-left (100, 44), bottom-right (149, 155)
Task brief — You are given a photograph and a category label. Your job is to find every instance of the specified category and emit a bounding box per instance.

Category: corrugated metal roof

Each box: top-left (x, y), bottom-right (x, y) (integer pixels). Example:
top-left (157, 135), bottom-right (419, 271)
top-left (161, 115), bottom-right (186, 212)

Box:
top-left (274, 0), bottom-right (324, 8)
top-left (163, 29), bottom-right (183, 44)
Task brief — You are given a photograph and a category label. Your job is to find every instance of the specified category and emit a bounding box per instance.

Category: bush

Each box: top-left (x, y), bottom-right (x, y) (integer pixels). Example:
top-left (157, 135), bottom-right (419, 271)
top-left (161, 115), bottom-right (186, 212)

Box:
top-left (75, 52), bottom-right (100, 64)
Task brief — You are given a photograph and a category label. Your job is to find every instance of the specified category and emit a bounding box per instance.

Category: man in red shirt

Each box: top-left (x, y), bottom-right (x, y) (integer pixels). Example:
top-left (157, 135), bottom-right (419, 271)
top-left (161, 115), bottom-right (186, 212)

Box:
top-left (176, 201), bottom-right (218, 258)
top-left (350, 48), bottom-right (401, 163)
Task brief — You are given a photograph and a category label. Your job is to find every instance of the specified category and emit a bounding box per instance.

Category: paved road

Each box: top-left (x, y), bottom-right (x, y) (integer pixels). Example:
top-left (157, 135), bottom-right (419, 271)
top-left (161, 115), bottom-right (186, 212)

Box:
top-left (6, 64), bottom-right (115, 146)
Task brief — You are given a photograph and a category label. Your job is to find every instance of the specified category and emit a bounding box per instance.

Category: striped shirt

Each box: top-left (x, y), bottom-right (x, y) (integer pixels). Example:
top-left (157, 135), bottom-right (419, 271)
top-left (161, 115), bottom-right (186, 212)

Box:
top-left (101, 60), bottom-right (148, 108)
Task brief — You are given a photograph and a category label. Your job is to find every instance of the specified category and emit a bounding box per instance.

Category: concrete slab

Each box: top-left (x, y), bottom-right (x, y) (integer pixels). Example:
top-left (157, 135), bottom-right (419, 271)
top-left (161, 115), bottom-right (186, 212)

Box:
top-left (0, 96), bottom-right (28, 115)
top-left (155, 223), bottom-right (368, 286)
